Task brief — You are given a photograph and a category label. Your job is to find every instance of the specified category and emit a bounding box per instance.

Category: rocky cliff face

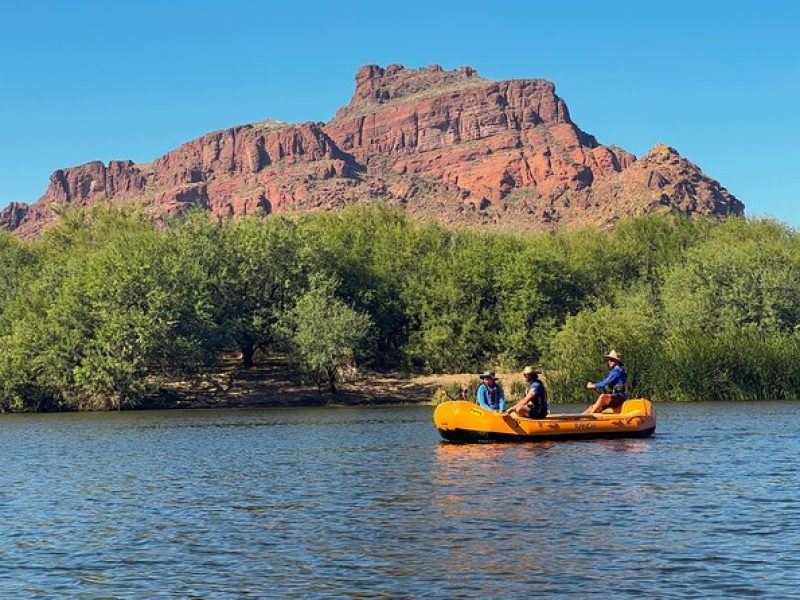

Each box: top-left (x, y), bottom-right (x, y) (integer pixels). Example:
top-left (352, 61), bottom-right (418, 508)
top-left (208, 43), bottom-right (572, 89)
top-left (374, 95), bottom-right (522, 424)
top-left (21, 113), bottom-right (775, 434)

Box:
top-left (1, 64), bottom-right (743, 238)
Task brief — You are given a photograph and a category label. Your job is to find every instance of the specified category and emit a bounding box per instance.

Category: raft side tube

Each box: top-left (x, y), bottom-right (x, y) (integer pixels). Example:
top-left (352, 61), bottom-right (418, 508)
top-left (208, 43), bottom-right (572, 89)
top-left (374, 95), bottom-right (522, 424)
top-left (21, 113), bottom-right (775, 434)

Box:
top-left (433, 399), bottom-right (656, 443)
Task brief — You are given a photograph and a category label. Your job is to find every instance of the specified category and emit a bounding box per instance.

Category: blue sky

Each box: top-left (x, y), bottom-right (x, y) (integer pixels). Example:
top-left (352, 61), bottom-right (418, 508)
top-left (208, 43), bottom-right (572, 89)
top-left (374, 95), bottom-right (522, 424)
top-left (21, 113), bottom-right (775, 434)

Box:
top-left (1, 0), bottom-right (798, 223)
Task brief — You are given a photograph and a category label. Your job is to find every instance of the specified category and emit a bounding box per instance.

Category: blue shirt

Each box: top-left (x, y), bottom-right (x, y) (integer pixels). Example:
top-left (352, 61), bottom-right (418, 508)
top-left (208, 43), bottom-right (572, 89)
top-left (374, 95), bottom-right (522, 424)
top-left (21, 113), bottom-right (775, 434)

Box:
top-left (528, 380), bottom-right (546, 402)
top-left (594, 365), bottom-right (627, 391)
top-left (528, 380), bottom-right (547, 414)
top-left (477, 383), bottom-right (505, 412)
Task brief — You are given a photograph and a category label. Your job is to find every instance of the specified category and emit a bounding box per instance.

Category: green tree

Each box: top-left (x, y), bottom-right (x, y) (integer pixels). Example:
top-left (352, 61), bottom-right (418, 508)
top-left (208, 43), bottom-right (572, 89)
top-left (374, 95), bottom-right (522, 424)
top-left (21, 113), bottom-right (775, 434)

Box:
top-left (655, 218), bottom-right (800, 400)
top-left (662, 218), bottom-right (800, 336)
top-left (400, 230), bottom-right (511, 372)
top-left (171, 212), bottom-right (307, 368)
top-left (296, 205), bottom-right (420, 367)
top-left (0, 209), bottom-right (217, 410)
top-left (281, 277), bottom-right (372, 393)
top-left (545, 289), bottom-right (663, 401)
top-left (5, 206), bottom-right (800, 410)
top-left (609, 214), bottom-right (706, 302)
top-left (495, 234), bottom-right (588, 367)
top-left (0, 232), bottom-right (39, 332)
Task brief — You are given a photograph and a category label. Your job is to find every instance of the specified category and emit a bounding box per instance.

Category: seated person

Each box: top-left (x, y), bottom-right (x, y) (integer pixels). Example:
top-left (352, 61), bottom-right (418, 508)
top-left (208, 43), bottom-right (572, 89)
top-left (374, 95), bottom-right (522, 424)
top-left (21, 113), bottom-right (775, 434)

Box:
top-left (583, 350), bottom-right (628, 414)
top-left (504, 366), bottom-right (547, 419)
top-left (476, 371), bottom-right (505, 412)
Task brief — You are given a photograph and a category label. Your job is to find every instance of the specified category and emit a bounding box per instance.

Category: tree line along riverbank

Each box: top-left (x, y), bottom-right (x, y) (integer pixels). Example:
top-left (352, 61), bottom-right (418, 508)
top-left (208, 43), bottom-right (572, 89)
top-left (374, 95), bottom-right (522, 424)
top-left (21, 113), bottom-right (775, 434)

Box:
top-left (1, 205), bottom-right (799, 411)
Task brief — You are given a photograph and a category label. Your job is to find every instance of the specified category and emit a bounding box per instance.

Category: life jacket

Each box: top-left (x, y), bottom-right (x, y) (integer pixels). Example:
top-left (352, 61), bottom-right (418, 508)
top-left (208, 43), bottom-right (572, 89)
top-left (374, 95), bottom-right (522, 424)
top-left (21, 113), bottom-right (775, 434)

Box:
top-left (608, 366), bottom-right (628, 397)
top-left (484, 384), bottom-right (502, 409)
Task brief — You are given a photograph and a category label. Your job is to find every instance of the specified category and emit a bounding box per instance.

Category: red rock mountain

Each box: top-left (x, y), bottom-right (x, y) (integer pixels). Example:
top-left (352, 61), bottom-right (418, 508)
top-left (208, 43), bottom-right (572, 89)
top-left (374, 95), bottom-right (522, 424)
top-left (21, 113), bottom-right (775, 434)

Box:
top-left (1, 64), bottom-right (743, 237)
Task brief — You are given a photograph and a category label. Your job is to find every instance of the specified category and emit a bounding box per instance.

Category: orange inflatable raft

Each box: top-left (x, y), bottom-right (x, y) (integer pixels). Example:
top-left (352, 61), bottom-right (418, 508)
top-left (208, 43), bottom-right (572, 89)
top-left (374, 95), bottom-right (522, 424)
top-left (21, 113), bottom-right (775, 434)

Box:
top-left (434, 398), bottom-right (656, 443)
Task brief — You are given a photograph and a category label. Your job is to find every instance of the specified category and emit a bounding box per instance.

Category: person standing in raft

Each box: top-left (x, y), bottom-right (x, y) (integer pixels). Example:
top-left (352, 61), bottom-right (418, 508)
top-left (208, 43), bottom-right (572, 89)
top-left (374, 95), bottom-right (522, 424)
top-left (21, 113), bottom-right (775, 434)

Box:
top-left (583, 350), bottom-right (628, 414)
top-left (504, 366), bottom-right (548, 419)
top-left (476, 371), bottom-right (505, 412)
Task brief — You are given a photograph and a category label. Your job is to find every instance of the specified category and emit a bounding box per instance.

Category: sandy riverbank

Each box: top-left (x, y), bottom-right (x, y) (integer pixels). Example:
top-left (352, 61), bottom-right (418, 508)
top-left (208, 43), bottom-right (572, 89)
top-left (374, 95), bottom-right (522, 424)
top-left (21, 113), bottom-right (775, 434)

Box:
top-left (153, 355), bottom-right (527, 409)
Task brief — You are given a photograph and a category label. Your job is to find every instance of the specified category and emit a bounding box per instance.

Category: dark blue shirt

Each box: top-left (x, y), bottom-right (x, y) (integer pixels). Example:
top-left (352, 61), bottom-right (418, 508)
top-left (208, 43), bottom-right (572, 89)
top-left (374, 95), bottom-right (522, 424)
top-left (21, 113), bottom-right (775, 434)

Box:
top-left (594, 365), bottom-right (627, 392)
top-left (527, 380), bottom-right (547, 416)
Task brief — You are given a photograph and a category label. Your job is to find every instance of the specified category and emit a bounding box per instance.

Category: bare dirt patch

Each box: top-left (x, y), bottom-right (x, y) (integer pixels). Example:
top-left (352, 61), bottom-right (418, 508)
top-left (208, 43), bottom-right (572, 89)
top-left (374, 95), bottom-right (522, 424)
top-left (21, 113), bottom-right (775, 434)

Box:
top-left (153, 354), bottom-right (527, 409)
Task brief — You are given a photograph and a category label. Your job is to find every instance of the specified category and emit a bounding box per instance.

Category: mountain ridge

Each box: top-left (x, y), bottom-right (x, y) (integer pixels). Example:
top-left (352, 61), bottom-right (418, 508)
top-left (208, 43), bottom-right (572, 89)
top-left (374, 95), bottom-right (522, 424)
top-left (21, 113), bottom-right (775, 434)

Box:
top-left (1, 64), bottom-right (743, 238)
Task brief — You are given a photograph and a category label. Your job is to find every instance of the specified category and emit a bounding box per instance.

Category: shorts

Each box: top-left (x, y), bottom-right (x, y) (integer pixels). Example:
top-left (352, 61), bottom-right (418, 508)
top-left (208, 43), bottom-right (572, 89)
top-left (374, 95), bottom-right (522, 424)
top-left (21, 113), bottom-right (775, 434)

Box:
top-left (602, 394), bottom-right (626, 409)
top-left (526, 402), bottom-right (547, 419)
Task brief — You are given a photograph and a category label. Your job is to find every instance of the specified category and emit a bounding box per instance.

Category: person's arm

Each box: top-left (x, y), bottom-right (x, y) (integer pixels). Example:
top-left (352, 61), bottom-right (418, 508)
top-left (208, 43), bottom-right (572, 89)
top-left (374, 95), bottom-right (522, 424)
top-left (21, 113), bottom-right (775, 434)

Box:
top-left (593, 368), bottom-right (621, 390)
top-left (504, 386), bottom-right (536, 415)
top-left (476, 385), bottom-right (490, 409)
top-left (522, 388), bottom-right (536, 404)
top-left (498, 386), bottom-right (506, 412)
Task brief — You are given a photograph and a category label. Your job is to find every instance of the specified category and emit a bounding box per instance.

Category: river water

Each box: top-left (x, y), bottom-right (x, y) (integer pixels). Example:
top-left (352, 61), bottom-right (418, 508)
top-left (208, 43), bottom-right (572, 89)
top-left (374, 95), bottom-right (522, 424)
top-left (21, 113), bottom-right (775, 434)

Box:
top-left (1, 402), bottom-right (799, 598)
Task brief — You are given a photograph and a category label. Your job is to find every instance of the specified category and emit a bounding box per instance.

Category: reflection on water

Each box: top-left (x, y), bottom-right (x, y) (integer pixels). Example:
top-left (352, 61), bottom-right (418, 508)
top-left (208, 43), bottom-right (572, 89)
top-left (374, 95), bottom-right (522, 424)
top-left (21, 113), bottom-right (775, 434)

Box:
top-left (1, 402), bottom-right (800, 597)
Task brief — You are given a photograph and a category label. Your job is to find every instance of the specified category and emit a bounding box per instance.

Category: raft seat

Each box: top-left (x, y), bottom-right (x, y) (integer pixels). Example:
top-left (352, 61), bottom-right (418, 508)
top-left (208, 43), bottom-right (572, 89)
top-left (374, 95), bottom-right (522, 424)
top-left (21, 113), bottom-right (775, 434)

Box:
top-left (601, 398), bottom-right (651, 415)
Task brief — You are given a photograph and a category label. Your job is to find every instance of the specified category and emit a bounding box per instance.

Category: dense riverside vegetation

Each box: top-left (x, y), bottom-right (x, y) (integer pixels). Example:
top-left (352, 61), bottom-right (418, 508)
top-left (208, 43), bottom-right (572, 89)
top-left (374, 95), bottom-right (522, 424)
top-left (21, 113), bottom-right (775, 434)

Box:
top-left (1, 206), bottom-right (799, 410)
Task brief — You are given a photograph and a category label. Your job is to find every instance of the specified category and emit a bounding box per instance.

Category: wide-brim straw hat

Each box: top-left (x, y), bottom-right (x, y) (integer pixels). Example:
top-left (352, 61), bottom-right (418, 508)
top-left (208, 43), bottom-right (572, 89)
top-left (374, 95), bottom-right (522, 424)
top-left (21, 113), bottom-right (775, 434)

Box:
top-left (478, 370), bottom-right (497, 380)
top-left (603, 350), bottom-right (623, 364)
top-left (522, 366), bottom-right (541, 376)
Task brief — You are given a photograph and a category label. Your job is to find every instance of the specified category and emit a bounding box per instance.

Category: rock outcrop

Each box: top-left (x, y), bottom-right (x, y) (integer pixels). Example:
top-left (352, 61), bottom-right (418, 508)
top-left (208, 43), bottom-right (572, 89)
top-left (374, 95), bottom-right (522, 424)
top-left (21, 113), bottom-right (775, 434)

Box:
top-left (0, 202), bottom-right (30, 231)
top-left (1, 64), bottom-right (743, 238)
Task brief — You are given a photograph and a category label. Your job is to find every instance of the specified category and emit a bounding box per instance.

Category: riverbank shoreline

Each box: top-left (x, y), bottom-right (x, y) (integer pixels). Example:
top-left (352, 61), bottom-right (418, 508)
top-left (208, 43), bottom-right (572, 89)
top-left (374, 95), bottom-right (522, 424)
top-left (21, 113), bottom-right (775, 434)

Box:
top-left (143, 355), bottom-right (526, 412)
top-left (0, 352), bottom-right (526, 413)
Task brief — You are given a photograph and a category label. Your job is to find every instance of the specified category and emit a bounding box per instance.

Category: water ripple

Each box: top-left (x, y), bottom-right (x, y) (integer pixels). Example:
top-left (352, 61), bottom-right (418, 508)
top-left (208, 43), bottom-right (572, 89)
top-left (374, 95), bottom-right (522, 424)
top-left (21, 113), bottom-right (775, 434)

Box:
top-left (1, 402), bottom-right (800, 596)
